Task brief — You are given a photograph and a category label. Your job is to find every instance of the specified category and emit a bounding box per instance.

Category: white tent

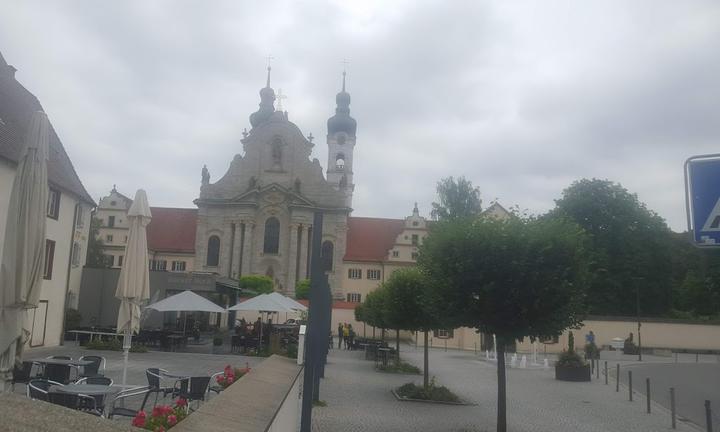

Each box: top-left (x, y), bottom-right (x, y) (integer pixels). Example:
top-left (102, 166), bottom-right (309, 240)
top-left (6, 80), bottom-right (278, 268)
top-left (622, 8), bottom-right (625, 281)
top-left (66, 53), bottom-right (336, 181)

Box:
top-left (145, 290), bottom-right (226, 313)
top-left (227, 294), bottom-right (294, 313)
top-left (267, 292), bottom-right (307, 312)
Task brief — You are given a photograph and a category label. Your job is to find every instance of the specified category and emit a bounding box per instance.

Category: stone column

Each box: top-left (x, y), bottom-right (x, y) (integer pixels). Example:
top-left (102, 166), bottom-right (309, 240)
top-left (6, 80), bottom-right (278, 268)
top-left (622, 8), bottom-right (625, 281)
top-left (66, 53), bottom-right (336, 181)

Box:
top-left (231, 221), bottom-right (242, 279)
top-left (241, 221), bottom-right (255, 275)
top-left (298, 224), bottom-right (309, 280)
top-left (286, 223), bottom-right (299, 295)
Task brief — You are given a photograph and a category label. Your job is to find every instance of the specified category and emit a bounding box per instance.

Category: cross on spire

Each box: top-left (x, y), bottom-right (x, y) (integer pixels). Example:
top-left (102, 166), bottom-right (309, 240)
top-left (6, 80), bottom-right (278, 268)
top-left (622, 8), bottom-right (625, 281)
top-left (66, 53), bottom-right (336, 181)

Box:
top-left (265, 55), bottom-right (274, 87)
top-left (276, 88), bottom-right (287, 111)
top-left (341, 59), bottom-right (350, 91)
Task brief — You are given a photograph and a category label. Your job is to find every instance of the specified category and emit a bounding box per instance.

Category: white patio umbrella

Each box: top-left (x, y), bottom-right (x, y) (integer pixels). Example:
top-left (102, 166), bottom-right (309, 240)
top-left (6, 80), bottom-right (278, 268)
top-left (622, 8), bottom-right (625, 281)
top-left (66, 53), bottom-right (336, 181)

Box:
top-left (267, 292), bottom-right (307, 312)
top-left (115, 189), bottom-right (152, 389)
top-left (145, 290), bottom-right (226, 333)
top-left (0, 111), bottom-right (49, 392)
top-left (228, 294), bottom-right (295, 351)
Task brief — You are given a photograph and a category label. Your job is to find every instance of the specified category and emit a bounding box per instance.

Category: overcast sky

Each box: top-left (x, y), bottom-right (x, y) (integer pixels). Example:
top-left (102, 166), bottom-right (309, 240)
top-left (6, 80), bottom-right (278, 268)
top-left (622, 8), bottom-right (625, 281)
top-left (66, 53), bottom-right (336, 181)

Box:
top-left (2, 1), bottom-right (719, 231)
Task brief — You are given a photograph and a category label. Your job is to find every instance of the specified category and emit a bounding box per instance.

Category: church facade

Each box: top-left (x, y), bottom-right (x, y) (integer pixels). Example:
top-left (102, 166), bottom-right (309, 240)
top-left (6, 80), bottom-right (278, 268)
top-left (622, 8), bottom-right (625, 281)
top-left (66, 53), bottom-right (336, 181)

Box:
top-left (193, 69), bottom-right (356, 299)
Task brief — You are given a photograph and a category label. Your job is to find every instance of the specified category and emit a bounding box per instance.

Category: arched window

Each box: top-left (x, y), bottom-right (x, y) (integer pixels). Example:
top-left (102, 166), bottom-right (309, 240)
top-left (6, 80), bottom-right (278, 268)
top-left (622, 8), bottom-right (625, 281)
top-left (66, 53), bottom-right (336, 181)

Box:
top-left (263, 217), bottom-right (280, 254)
top-left (321, 240), bottom-right (334, 272)
top-left (207, 235), bottom-right (220, 267)
top-left (335, 153), bottom-right (345, 170)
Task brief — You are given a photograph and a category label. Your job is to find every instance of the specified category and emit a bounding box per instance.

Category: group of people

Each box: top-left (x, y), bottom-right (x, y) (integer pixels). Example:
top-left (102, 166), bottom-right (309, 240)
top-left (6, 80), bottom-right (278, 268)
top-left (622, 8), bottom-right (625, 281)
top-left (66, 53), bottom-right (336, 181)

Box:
top-left (337, 322), bottom-right (356, 350)
top-left (234, 317), bottom-right (265, 339)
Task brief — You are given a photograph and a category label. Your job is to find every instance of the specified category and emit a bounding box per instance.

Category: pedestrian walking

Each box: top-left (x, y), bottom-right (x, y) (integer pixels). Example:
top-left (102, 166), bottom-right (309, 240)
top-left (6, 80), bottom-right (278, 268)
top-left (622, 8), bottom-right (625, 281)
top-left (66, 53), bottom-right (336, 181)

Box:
top-left (348, 324), bottom-right (355, 350)
top-left (343, 324), bottom-right (350, 349)
top-left (337, 323), bottom-right (343, 348)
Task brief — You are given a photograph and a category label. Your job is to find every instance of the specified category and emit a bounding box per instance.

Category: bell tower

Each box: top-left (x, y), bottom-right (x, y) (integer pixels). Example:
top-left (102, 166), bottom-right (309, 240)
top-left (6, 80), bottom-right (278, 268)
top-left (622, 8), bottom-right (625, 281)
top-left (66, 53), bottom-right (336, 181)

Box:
top-left (327, 71), bottom-right (357, 208)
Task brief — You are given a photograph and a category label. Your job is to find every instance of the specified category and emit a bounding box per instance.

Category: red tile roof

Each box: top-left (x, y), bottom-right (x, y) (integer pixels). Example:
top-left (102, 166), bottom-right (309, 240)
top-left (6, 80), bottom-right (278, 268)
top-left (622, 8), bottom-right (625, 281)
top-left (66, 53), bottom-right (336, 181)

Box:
top-left (147, 207), bottom-right (197, 253)
top-left (344, 216), bottom-right (405, 262)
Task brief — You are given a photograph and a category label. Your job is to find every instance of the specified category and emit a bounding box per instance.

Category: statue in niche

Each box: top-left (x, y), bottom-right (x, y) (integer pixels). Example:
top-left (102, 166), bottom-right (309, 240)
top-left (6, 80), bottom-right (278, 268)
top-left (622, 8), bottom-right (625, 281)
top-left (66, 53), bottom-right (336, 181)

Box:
top-left (201, 165), bottom-right (210, 185)
top-left (294, 178), bottom-right (301, 193)
top-left (339, 174), bottom-right (347, 190)
top-left (249, 176), bottom-right (257, 189)
top-left (271, 137), bottom-right (282, 169)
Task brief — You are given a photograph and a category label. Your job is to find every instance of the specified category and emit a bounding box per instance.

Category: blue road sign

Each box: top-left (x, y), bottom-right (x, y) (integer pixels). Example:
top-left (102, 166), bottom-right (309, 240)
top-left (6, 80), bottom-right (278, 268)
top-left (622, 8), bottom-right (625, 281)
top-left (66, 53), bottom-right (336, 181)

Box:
top-left (685, 154), bottom-right (720, 247)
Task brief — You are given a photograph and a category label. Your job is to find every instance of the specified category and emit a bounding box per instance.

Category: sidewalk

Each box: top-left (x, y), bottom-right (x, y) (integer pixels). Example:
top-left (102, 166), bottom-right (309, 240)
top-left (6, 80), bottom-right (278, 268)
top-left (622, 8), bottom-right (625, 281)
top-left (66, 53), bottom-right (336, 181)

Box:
top-left (312, 345), bottom-right (701, 432)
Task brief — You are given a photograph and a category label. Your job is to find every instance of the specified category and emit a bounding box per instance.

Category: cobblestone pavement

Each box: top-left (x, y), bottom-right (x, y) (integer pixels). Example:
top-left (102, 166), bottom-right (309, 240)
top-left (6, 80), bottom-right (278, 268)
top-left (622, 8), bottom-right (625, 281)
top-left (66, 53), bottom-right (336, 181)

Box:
top-left (312, 344), bottom-right (702, 432)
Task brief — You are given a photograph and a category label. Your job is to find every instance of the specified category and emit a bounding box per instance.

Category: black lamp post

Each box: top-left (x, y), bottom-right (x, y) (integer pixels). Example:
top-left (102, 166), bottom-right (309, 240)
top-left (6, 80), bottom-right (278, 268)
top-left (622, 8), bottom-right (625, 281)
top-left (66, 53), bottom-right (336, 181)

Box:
top-left (634, 277), bottom-right (643, 362)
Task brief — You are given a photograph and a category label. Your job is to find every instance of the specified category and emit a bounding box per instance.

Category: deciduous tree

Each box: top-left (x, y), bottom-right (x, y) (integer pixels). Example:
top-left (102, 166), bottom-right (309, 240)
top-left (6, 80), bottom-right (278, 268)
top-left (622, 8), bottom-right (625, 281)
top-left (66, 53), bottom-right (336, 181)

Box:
top-left (430, 176), bottom-right (481, 221)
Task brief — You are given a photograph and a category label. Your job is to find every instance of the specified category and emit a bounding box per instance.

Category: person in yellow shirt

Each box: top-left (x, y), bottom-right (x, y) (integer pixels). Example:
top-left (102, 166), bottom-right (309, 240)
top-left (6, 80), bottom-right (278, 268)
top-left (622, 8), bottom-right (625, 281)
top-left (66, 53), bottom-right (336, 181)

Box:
top-left (342, 324), bottom-right (350, 350)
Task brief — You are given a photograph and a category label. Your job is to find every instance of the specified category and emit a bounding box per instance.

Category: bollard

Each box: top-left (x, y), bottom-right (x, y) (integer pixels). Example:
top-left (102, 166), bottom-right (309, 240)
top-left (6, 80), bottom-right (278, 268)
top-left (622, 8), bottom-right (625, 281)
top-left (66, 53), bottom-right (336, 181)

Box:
top-left (706, 400), bottom-right (713, 432)
top-left (605, 361), bottom-right (608, 385)
top-left (616, 364), bottom-right (620, 392)
top-left (474, 342), bottom-right (477, 355)
top-left (629, 370), bottom-right (633, 401)
top-left (670, 387), bottom-right (676, 429)
top-left (646, 378), bottom-right (651, 413)
top-left (596, 359), bottom-right (600, 379)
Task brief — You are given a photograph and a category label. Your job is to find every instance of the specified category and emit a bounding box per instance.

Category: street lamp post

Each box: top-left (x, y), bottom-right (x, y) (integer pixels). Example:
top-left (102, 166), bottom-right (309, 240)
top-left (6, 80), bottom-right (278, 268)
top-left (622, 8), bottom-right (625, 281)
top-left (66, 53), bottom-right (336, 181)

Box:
top-left (635, 278), bottom-right (643, 362)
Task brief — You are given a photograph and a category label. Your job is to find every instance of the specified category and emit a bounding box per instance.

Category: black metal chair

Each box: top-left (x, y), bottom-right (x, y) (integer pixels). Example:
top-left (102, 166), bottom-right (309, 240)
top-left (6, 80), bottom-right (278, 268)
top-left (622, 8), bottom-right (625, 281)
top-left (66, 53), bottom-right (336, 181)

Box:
top-left (26, 379), bottom-right (63, 401)
top-left (48, 391), bottom-right (102, 416)
top-left (43, 363), bottom-right (77, 384)
top-left (107, 386), bottom-right (152, 419)
top-left (208, 372), bottom-right (224, 395)
top-left (11, 361), bottom-right (40, 391)
top-left (76, 376), bottom-right (113, 386)
top-left (78, 355), bottom-right (105, 377)
top-left (142, 368), bottom-right (175, 408)
top-left (173, 376), bottom-right (211, 411)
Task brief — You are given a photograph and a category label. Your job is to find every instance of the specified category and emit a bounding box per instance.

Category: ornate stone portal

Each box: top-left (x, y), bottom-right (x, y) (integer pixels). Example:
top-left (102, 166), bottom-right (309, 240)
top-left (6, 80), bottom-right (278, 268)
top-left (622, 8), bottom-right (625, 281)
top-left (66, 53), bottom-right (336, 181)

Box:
top-left (194, 69), bottom-right (356, 298)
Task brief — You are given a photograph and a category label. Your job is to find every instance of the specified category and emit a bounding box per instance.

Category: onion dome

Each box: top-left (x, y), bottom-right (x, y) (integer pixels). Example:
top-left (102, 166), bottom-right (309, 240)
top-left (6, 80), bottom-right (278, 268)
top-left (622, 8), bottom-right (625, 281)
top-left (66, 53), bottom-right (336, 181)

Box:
top-left (327, 71), bottom-right (357, 136)
top-left (249, 66), bottom-right (276, 128)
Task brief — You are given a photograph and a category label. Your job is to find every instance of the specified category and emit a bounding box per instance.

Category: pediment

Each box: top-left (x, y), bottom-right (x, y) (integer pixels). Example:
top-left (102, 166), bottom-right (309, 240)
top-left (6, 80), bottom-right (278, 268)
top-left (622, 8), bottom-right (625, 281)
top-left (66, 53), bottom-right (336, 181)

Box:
top-left (230, 182), bottom-right (316, 207)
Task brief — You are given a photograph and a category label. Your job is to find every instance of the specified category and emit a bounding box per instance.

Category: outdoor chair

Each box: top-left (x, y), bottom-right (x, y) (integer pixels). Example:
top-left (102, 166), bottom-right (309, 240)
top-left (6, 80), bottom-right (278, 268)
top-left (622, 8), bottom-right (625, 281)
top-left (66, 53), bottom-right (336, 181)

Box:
top-left (107, 386), bottom-right (152, 419)
top-left (76, 376), bottom-right (113, 386)
top-left (43, 363), bottom-right (77, 384)
top-left (27, 379), bottom-right (63, 401)
top-left (11, 361), bottom-right (41, 391)
top-left (78, 355), bottom-right (106, 377)
top-left (208, 372), bottom-right (224, 395)
top-left (48, 391), bottom-right (102, 416)
top-left (173, 376), bottom-right (211, 411)
top-left (142, 368), bottom-right (175, 408)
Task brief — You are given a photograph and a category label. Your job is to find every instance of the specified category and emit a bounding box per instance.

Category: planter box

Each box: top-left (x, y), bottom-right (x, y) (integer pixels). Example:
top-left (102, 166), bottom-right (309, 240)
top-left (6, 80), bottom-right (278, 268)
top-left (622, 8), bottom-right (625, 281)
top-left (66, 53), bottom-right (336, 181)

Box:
top-left (555, 364), bottom-right (591, 382)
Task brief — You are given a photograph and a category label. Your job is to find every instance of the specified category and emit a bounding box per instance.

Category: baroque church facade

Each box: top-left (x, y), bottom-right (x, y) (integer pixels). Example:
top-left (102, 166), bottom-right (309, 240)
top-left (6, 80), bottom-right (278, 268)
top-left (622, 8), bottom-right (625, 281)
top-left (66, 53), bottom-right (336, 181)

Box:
top-left (193, 69), bottom-right (356, 298)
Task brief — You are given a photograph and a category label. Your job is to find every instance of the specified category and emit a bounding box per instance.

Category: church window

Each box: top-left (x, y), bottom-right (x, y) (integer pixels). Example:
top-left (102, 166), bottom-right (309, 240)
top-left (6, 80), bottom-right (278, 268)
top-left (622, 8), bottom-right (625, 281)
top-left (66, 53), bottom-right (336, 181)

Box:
top-left (411, 234), bottom-right (419, 246)
top-left (367, 269), bottom-right (381, 280)
top-left (108, 216), bottom-right (115, 227)
top-left (348, 268), bottom-right (362, 279)
top-left (335, 153), bottom-right (345, 170)
top-left (207, 235), bottom-right (220, 266)
top-left (346, 293), bottom-right (361, 303)
top-left (263, 217), bottom-right (280, 254)
top-left (321, 241), bottom-right (334, 272)
top-left (271, 137), bottom-right (282, 167)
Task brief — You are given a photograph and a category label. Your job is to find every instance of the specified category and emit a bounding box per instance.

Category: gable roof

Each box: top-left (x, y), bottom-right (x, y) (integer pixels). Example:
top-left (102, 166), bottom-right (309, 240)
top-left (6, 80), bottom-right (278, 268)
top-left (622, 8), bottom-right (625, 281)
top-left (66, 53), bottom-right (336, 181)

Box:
top-left (0, 51), bottom-right (94, 205)
top-left (344, 216), bottom-right (406, 262)
top-left (147, 207), bottom-right (198, 253)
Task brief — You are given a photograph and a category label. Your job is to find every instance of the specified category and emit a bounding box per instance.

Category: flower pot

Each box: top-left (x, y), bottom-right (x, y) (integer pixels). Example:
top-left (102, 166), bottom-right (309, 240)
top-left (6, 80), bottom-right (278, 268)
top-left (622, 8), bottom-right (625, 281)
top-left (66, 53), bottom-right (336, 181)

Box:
top-left (555, 364), bottom-right (591, 382)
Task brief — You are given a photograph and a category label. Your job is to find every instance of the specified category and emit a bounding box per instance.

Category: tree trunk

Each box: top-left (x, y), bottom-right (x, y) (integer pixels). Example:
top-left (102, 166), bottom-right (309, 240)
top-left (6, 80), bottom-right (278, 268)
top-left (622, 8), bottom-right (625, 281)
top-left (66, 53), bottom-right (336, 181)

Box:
top-left (423, 330), bottom-right (429, 389)
top-left (381, 328), bottom-right (386, 342)
top-left (496, 342), bottom-right (507, 432)
top-left (396, 329), bottom-right (400, 364)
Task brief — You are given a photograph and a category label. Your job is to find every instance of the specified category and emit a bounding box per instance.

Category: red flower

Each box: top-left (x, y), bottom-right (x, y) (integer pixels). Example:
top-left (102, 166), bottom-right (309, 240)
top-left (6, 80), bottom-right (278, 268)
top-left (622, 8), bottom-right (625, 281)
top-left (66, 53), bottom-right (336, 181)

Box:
top-left (227, 376), bottom-right (234, 385)
top-left (131, 413), bottom-right (146, 428)
top-left (175, 397), bottom-right (188, 407)
top-left (152, 406), bottom-right (164, 417)
top-left (167, 415), bottom-right (178, 426)
top-left (216, 375), bottom-right (224, 383)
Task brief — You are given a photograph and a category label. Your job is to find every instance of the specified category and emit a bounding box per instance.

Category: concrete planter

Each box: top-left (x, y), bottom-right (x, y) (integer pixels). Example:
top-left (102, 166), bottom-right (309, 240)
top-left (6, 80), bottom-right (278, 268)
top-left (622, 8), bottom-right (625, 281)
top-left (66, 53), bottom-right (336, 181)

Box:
top-left (555, 364), bottom-right (591, 382)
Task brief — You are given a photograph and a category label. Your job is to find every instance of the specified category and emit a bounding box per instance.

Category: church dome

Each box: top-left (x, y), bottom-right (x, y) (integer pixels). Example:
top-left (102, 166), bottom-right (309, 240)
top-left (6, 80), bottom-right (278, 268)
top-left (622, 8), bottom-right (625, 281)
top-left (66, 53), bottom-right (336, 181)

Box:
top-left (327, 72), bottom-right (356, 136)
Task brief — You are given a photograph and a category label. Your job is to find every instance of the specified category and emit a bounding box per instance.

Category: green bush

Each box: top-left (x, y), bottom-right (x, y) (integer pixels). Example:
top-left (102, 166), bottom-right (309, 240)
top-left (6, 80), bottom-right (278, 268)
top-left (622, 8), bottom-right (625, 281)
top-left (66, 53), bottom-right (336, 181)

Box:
top-left (556, 349), bottom-right (585, 368)
top-left (396, 377), bottom-right (459, 402)
top-left (85, 338), bottom-right (146, 352)
top-left (377, 361), bottom-right (421, 375)
top-left (239, 275), bottom-right (274, 295)
top-left (295, 279), bottom-right (310, 300)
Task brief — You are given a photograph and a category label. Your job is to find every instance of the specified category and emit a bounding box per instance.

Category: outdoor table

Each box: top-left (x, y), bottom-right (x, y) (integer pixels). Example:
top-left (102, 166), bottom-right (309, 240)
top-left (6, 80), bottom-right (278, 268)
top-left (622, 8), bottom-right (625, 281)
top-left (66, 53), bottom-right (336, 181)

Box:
top-left (50, 384), bottom-right (118, 396)
top-left (29, 358), bottom-right (93, 367)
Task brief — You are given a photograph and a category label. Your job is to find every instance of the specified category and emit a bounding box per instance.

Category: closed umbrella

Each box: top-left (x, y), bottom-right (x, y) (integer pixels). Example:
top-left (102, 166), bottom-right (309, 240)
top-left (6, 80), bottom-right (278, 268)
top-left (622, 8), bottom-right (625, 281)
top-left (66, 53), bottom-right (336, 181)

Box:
top-left (115, 189), bottom-right (152, 388)
top-left (0, 111), bottom-right (49, 393)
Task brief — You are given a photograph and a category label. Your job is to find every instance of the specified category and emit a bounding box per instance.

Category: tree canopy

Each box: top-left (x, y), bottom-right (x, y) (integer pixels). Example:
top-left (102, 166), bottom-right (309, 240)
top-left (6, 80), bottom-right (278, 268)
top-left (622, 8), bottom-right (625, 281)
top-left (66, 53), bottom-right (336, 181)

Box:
top-left (85, 217), bottom-right (109, 268)
top-left (238, 275), bottom-right (274, 295)
top-left (430, 176), bottom-right (482, 221)
top-left (550, 179), bottom-right (674, 316)
top-left (295, 279), bottom-right (310, 300)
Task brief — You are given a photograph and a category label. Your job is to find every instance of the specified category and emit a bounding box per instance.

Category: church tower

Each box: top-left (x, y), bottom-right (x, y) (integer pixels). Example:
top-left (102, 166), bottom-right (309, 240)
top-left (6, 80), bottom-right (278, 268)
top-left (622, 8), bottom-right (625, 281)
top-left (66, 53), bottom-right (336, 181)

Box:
top-left (327, 71), bottom-right (357, 208)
